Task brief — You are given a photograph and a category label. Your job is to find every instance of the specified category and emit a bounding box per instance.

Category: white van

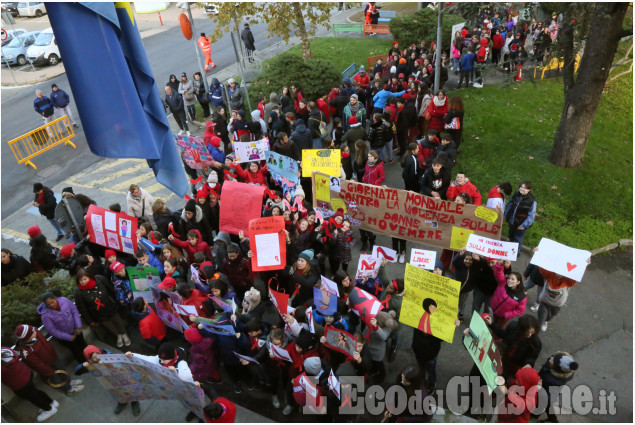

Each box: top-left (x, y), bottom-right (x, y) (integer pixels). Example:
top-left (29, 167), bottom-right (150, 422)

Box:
top-left (26, 27), bottom-right (60, 66)
top-left (17, 1), bottom-right (46, 17)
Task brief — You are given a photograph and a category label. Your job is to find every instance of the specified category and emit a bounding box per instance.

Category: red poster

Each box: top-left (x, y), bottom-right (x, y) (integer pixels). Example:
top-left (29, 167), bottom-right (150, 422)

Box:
top-left (248, 216), bottom-right (286, 271)
top-left (85, 205), bottom-right (138, 254)
top-left (269, 285), bottom-right (290, 319)
top-left (348, 287), bottom-right (382, 328)
top-left (219, 181), bottom-right (266, 235)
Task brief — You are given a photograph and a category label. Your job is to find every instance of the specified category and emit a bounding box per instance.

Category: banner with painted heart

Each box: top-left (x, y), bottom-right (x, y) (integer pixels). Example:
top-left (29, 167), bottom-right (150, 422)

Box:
top-left (529, 238), bottom-right (591, 282)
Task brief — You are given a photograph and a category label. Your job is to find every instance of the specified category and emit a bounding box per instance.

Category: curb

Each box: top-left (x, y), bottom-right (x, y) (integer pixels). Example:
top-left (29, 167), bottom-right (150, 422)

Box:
top-left (509, 238), bottom-right (632, 256)
top-left (1, 66), bottom-right (67, 88)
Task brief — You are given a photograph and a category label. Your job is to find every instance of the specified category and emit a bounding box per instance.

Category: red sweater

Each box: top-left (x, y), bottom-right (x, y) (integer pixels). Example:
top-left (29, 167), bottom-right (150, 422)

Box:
top-left (445, 178), bottom-right (482, 205)
top-left (182, 288), bottom-right (211, 318)
top-left (205, 397), bottom-right (236, 423)
top-left (1, 349), bottom-right (32, 391)
top-left (317, 98), bottom-right (331, 124)
top-left (139, 306), bottom-right (166, 342)
top-left (235, 163), bottom-right (268, 186)
top-left (362, 162), bottom-right (385, 186)
top-left (171, 229), bottom-right (212, 263)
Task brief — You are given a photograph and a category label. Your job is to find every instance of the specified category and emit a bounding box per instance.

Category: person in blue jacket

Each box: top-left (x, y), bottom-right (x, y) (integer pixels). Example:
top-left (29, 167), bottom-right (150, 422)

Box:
top-left (49, 83), bottom-right (79, 128)
top-left (458, 47), bottom-right (476, 88)
top-left (135, 247), bottom-right (165, 276)
top-left (372, 86), bottom-right (406, 114)
top-left (208, 78), bottom-right (225, 109)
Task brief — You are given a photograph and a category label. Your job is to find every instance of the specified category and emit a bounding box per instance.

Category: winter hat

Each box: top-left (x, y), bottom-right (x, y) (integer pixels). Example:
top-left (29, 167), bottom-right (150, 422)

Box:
top-left (295, 329), bottom-right (316, 351)
top-left (294, 186), bottom-right (305, 198)
top-left (348, 116), bottom-right (360, 127)
top-left (399, 58), bottom-right (407, 64)
top-left (359, 65), bottom-right (365, 73)
top-left (299, 249), bottom-right (315, 262)
top-left (553, 354), bottom-right (579, 373)
top-left (515, 32), bottom-right (521, 36)
top-left (390, 65), bottom-right (397, 74)
top-left (83, 345), bottom-right (101, 360)
top-left (205, 120), bottom-right (216, 129)
top-left (1, 348), bottom-right (15, 364)
top-left (227, 244), bottom-right (239, 254)
top-left (105, 249), bottom-right (117, 259)
top-left (199, 265), bottom-right (216, 281)
top-left (333, 208), bottom-right (345, 220)
top-left (304, 357), bottom-right (322, 375)
top-left (242, 287), bottom-right (261, 314)
top-left (184, 199), bottom-right (197, 213)
top-left (350, 94), bottom-right (358, 100)
top-left (209, 136), bottom-right (222, 148)
top-left (41, 291), bottom-right (56, 302)
top-left (434, 260), bottom-right (444, 271)
top-left (109, 261), bottom-right (125, 274)
top-left (295, 118), bottom-right (305, 127)
top-left (213, 231), bottom-right (232, 245)
top-left (158, 343), bottom-right (177, 361)
top-left (158, 276), bottom-right (176, 290)
top-left (238, 109), bottom-right (246, 119)
top-left (398, 73), bottom-right (405, 79)
top-left (207, 170), bottom-right (219, 184)
top-left (60, 243), bottom-right (75, 259)
top-left (14, 325), bottom-right (36, 341)
top-left (33, 183), bottom-right (43, 193)
top-left (27, 225), bottom-right (42, 239)
top-left (196, 189), bottom-right (207, 200)
top-left (402, 93), bottom-right (411, 101)
top-left (184, 327), bottom-right (203, 344)
top-left (62, 186), bottom-right (74, 196)
top-left (228, 78), bottom-right (235, 84)
top-left (392, 41), bottom-right (398, 47)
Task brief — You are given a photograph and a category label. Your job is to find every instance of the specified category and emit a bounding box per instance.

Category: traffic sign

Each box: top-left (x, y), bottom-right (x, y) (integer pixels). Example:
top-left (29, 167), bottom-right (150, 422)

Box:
top-left (1, 29), bottom-right (7, 41)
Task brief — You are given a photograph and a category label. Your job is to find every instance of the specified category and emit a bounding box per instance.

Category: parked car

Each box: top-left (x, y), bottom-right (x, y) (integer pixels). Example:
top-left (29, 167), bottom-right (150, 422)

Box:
top-left (2, 2), bottom-right (19, 16)
top-left (17, 1), bottom-right (45, 17)
top-left (26, 27), bottom-right (59, 65)
top-left (1, 27), bottom-right (26, 47)
top-left (1, 29), bottom-right (38, 65)
top-left (203, 2), bottom-right (219, 14)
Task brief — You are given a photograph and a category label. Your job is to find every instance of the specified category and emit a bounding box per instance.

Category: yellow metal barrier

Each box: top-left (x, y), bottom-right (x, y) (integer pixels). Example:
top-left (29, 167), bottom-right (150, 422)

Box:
top-left (533, 54), bottom-right (581, 80)
top-left (7, 115), bottom-right (77, 170)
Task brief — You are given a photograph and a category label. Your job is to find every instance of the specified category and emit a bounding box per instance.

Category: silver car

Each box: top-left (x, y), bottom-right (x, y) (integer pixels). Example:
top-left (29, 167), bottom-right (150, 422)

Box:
top-left (1, 29), bottom-right (38, 65)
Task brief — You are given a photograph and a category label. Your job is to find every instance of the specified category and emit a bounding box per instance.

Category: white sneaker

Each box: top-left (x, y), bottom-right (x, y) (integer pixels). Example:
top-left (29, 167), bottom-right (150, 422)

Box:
top-left (70, 379), bottom-right (83, 386)
top-left (450, 66), bottom-right (454, 71)
top-left (122, 333), bottom-right (131, 347)
top-left (116, 334), bottom-right (124, 347)
top-left (529, 303), bottom-right (540, 312)
top-left (39, 400), bottom-right (59, 413)
top-left (66, 384), bottom-right (84, 395)
top-left (186, 131), bottom-right (191, 136)
top-left (473, 82), bottom-right (483, 88)
top-left (177, 130), bottom-right (184, 136)
top-left (37, 405), bottom-right (58, 422)
top-left (541, 322), bottom-right (548, 332)
top-left (272, 395), bottom-right (281, 408)
top-left (282, 405), bottom-right (293, 415)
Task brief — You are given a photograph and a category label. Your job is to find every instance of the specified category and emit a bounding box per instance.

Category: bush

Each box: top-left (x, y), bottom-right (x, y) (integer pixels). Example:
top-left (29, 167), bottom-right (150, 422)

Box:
top-left (389, 8), bottom-right (465, 52)
top-left (248, 52), bottom-right (341, 109)
top-left (1, 269), bottom-right (75, 346)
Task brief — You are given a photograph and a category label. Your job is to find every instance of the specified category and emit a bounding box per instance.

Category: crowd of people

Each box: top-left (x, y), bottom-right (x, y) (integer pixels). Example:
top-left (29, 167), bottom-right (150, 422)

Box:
top-left (4, 5), bottom-right (584, 424)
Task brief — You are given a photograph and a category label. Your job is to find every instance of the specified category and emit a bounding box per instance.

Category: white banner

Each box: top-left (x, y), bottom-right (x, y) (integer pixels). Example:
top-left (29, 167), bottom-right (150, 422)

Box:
top-left (466, 234), bottom-right (519, 261)
top-left (529, 238), bottom-right (591, 282)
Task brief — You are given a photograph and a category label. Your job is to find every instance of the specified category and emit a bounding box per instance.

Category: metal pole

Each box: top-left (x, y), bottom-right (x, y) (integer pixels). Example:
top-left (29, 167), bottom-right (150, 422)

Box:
top-left (185, 4), bottom-right (210, 94)
top-left (434, 2), bottom-right (443, 92)
top-left (2, 56), bottom-right (18, 85)
top-left (61, 198), bottom-right (85, 246)
top-left (230, 30), bottom-right (252, 112)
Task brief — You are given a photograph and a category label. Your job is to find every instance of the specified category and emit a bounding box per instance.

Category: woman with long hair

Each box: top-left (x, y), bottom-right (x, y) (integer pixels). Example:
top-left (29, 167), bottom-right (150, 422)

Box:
top-left (443, 95), bottom-right (465, 149)
top-left (353, 139), bottom-right (369, 182)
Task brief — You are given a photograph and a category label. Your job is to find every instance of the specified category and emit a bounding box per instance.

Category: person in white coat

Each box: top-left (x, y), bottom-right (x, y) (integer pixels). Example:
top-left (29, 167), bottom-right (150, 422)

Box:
top-left (125, 343), bottom-right (197, 385)
top-left (126, 184), bottom-right (155, 229)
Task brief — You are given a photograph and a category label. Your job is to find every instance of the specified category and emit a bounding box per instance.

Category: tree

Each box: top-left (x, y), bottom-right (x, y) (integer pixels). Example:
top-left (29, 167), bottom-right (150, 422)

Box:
top-left (549, 3), bottom-right (630, 167)
top-left (206, 2), bottom-right (333, 61)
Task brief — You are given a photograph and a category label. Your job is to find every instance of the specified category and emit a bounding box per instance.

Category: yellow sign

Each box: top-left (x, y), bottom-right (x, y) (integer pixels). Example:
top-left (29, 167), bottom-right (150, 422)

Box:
top-left (475, 206), bottom-right (498, 223)
top-left (315, 175), bottom-right (331, 202)
top-left (399, 264), bottom-right (460, 343)
top-left (330, 197), bottom-right (347, 214)
top-left (450, 226), bottom-right (474, 250)
top-left (302, 149), bottom-right (341, 178)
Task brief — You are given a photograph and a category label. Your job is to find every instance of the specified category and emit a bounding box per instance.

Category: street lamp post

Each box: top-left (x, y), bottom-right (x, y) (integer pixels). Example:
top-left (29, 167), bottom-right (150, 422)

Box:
top-left (434, 2), bottom-right (443, 92)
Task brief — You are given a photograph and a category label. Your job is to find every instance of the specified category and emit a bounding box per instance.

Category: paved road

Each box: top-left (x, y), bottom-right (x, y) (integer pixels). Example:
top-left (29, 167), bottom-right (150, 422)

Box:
top-left (0, 14), bottom-right (282, 218)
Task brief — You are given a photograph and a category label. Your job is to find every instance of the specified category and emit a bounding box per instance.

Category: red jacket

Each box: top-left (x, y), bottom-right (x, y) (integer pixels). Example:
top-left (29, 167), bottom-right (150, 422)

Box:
top-left (353, 72), bottom-right (370, 90)
top-left (328, 89), bottom-right (340, 116)
top-left (235, 163), bottom-right (268, 186)
top-left (317, 98), bottom-right (331, 124)
top-left (139, 306), bottom-right (166, 342)
top-left (171, 229), bottom-right (212, 263)
top-left (417, 137), bottom-right (438, 165)
top-left (427, 96), bottom-right (448, 133)
top-left (362, 162), bottom-right (385, 186)
top-left (284, 342), bottom-right (319, 377)
top-left (15, 329), bottom-right (57, 378)
top-left (493, 34), bottom-right (504, 50)
top-left (205, 397), bottom-right (236, 423)
top-left (497, 368), bottom-right (541, 423)
top-left (1, 348), bottom-right (32, 391)
top-left (182, 288), bottom-right (211, 318)
top-left (445, 178), bottom-right (482, 205)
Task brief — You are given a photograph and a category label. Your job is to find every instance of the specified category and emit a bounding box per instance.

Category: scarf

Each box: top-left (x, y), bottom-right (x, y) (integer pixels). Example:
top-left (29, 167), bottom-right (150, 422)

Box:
top-left (161, 350), bottom-right (179, 368)
top-left (79, 278), bottom-right (97, 290)
top-left (433, 96), bottom-right (446, 107)
top-left (341, 151), bottom-right (350, 159)
top-left (37, 191), bottom-right (45, 205)
top-left (349, 101), bottom-right (360, 115)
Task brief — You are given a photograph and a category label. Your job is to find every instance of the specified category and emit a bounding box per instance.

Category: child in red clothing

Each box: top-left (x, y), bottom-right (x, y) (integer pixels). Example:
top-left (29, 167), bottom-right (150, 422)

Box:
top-left (235, 161), bottom-right (268, 186)
top-left (131, 297), bottom-right (166, 350)
top-left (204, 398), bottom-right (236, 422)
top-left (168, 230), bottom-right (212, 263)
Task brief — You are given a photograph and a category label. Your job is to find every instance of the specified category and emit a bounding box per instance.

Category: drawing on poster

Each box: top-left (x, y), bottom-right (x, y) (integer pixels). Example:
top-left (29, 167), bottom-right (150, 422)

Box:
top-left (119, 219), bottom-right (130, 238)
top-left (94, 231), bottom-right (106, 247)
top-left (313, 286), bottom-right (337, 315)
top-left (106, 231), bottom-right (121, 250)
top-left (91, 214), bottom-right (103, 233)
top-left (104, 211), bottom-right (117, 231)
top-left (330, 177), bottom-right (341, 193)
top-left (121, 238), bottom-right (134, 254)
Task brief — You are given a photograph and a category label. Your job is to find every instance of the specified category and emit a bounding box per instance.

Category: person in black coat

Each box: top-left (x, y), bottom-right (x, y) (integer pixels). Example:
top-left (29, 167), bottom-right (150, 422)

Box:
top-left (164, 85), bottom-right (189, 134)
top-left (151, 199), bottom-right (181, 240)
top-left (211, 106), bottom-right (232, 155)
top-left (28, 226), bottom-right (59, 273)
top-left (1, 249), bottom-right (32, 286)
top-left (422, 132), bottom-right (458, 169)
top-left (538, 352), bottom-right (578, 422)
top-left (178, 200), bottom-right (213, 245)
top-left (401, 142), bottom-right (421, 192)
top-left (240, 23), bottom-right (256, 60)
top-left (420, 157), bottom-right (451, 199)
top-left (488, 315), bottom-right (542, 381)
top-left (32, 183), bottom-right (64, 241)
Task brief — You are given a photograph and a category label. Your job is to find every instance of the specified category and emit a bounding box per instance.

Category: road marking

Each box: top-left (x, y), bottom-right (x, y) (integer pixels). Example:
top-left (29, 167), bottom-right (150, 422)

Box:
top-left (62, 179), bottom-right (121, 194)
top-left (81, 158), bottom-right (143, 176)
top-left (79, 161), bottom-right (149, 187)
top-left (144, 182), bottom-right (166, 194)
top-left (109, 171), bottom-right (155, 191)
top-left (2, 228), bottom-right (63, 248)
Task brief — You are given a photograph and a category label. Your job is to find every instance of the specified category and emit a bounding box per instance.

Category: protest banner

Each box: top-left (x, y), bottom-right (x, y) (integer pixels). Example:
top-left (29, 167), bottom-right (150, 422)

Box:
top-left (466, 234), bottom-right (519, 261)
top-left (88, 353), bottom-right (205, 419)
top-left (219, 181), bottom-right (265, 235)
top-left (320, 276), bottom-right (339, 297)
top-left (269, 285), bottom-right (290, 318)
top-left (248, 216), bottom-right (286, 271)
top-left (324, 325), bottom-right (357, 360)
top-left (174, 134), bottom-right (215, 169)
top-left (372, 245), bottom-right (397, 263)
top-left (302, 149), bottom-right (341, 177)
top-left (348, 287), bottom-right (382, 327)
top-left (266, 150), bottom-right (300, 183)
top-left (409, 248), bottom-right (437, 270)
top-left (311, 172), bottom-right (503, 249)
top-left (313, 287), bottom-right (337, 315)
top-left (328, 369), bottom-right (341, 400)
top-left (530, 238), bottom-right (591, 281)
top-left (234, 138), bottom-right (270, 163)
top-left (86, 205), bottom-right (138, 255)
top-left (126, 266), bottom-right (160, 303)
top-left (400, 263), bottom-right (460, 343)
top-left (151, 287), bottom-right (187, 332)
top-left (463, 311), bottom-right (503, 394)
top-left (269, 342), bottom-right (293, 363)
top-left (355, 254), bottom-right (381, 279)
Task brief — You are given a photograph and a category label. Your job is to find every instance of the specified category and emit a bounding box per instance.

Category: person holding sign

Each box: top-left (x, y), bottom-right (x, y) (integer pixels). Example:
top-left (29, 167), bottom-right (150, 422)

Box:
top-left (327, 218), bottom-right (356, 274)
top-left (489, 260), bottom-right (527, 329)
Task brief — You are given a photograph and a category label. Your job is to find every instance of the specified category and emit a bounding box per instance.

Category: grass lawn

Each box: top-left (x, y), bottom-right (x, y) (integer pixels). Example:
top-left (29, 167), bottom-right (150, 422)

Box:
top-left (452, 71), bottom-right (632, 250)
top-left (349, 2), bottom-right (419, 22)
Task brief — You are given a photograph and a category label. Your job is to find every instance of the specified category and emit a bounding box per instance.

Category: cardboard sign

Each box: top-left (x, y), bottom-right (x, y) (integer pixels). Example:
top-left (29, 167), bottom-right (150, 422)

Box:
top-left (409, 249), bottom-right (437, 271)
top-left (248, 216), bottom-right (286, 271)
top-left (174, 134), bottom-right (215, 169)
top-left (266, 150), bottom-right (300, 183)
top-left (400, 264), bottom-right (460, 344)
top-left (463, 311), bottom-right (503, 394)
top-left (312, 172), bottom-right (503, 249)
top-left (328, 369), bottom-right (341, 400)
top-left (315, 175), bottom-right (332, 202)
top-left (530, 238), bottom-right (591, 282)
top-left (466, 234), bottom-right (519, 261)
top-left (324, 325), bottom-right (357, 360)
top-left (86, 205), bottom-right (138, 254)
top-left (302, 150), bottom-right (341, 177)
top-left (313, 287), bottom-right (337, 315)
top-left (269, 342), bottom-right (293, 363)
top-left (269, 285), bottom-right (290, 319)
top-left (126, 266), bottom-right (161, 303)
top-left (320, 276), bottom-right (339, 297)
top-left (355, 254), bottom-right (381, 279)
top-left (219, 181), bottom-right (265, 235)
top-left (348, 287), bottom-right (382, 328)
top-left (234, 138), bottom-right (270, 163)
top-left (372, 245), bottom-right (397, 263)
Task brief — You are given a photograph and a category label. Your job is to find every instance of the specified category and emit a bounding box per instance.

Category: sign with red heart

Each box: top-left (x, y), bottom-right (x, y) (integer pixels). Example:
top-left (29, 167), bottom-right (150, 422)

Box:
top-left (529, 238), bottom-right (591, 282)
